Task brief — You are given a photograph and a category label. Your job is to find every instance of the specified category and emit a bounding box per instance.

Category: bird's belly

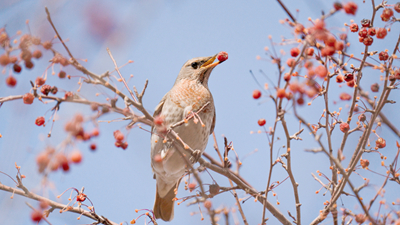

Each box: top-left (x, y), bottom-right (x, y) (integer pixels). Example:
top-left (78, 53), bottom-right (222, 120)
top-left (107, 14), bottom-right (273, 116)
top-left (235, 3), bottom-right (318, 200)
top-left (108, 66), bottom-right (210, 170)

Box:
top-left (153, 107), bottom-right (214, 178)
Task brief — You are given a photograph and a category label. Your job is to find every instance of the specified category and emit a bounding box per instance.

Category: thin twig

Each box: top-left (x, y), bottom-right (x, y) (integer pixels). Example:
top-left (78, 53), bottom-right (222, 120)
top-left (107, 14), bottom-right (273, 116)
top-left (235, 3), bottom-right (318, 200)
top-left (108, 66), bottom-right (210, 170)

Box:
top-left (106, 48), bottom-right (138, 103)
top-left (0, 183), bottom-right (118, 225)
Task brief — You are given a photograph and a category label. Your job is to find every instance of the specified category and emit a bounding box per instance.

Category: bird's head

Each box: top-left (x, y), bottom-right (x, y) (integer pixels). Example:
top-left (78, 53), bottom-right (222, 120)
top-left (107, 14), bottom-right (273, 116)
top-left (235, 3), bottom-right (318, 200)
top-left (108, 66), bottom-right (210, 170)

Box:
top-left (175, 54), bottom-right (223, 86)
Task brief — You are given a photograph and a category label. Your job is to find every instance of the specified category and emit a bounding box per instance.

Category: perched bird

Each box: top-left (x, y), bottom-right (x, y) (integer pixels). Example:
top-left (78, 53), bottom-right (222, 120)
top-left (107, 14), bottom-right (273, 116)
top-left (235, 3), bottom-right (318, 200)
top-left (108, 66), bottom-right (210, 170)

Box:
top-left (151, 53), bottom-right (226, 221)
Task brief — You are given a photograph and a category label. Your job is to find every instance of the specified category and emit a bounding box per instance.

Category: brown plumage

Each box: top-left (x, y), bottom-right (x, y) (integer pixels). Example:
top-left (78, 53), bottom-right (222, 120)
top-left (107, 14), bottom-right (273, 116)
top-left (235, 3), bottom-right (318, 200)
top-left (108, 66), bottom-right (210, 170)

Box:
top-left (151, 55), bottom-right (221, 221)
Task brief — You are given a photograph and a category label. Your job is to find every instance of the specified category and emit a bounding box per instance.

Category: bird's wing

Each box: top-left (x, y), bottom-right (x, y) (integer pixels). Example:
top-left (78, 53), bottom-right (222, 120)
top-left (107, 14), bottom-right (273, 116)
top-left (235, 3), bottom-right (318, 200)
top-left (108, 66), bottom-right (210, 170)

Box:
top-left (210, 110), bottom-right (216, 134)
top-left (153, 92), bottom-right (168, 117)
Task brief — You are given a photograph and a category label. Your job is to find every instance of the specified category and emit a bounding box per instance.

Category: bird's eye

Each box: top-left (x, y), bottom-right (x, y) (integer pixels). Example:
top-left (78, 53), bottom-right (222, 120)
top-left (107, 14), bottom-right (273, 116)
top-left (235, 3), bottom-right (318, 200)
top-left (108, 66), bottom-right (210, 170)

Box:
top-left (191, 62), bottom-right (199, 69)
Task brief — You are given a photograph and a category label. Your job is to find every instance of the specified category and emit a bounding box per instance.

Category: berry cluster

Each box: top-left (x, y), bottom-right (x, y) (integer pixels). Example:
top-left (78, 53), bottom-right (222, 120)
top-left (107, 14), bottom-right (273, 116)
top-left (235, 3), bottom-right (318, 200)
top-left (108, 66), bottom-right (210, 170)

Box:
top-left (65, 114), bottom-right (100, 142)
top-left (36, 147), bottom-right (82, 173)
top-left (348, 4), bottom-right (399, 47)
top-left (114, 130), bottom-right (128, 150)
top-left (0, 27), bottom-right (70, 88)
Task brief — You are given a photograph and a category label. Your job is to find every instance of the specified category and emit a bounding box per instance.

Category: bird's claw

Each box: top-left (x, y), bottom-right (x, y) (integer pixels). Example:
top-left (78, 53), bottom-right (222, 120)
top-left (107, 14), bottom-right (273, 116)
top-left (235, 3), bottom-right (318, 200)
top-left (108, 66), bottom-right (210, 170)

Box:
top-left (189, 150), bottom-right (202, 163)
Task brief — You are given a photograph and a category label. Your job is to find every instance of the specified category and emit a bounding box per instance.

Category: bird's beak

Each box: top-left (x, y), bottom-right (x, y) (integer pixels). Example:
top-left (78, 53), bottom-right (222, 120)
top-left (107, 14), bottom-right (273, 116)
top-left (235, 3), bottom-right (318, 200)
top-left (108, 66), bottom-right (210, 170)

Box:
top-left (201, 54), bottom-right (220, 68)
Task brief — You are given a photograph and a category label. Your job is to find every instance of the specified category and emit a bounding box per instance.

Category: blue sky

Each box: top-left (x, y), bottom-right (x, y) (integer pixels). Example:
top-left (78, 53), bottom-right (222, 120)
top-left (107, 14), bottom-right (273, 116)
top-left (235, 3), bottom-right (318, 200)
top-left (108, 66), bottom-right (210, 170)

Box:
top-left (1, 0), bottom-right (399, 224)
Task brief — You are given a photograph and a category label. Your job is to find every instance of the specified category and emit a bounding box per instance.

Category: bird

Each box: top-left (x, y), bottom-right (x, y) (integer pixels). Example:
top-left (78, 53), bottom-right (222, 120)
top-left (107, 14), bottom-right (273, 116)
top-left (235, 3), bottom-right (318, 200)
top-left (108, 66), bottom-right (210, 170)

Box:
top-left (150, 53), bottom-right (224, 221)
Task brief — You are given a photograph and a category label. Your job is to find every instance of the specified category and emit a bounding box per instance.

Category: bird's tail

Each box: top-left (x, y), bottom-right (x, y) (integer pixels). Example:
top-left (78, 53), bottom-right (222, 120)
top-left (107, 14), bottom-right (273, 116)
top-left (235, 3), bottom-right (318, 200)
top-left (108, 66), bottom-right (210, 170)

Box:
top-left (153, 185), bottom-right (176, 221)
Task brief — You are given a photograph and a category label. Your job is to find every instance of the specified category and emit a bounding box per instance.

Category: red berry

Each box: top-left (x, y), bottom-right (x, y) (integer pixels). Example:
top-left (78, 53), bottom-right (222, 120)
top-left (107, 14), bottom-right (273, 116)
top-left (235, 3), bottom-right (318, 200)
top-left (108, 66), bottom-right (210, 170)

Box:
top-left (294, 23), bottom-right (305, 34)
top-left (57, 153), bottom-right (68, 164)
top-left (60, 57), bottom-right (69, 67)
top-left (284, 73), bottom-right (291, 82)
top-left (35, 117), bottom-right (45, 126)
top-left (363, 36), bottom-right (373, 46)
top-left (0, 54), bottom-right (10, 66)
top-left (253, 89), bottom-right (261, 99)
top-left (340, 122), bottom-right (350, 133)
top-left (39, 200), bottom-right (49, 210)
top-left (43, 41), bottom-right (52, 50)
top-left (55, 154), bottom-right (68, 172)
top-left (217, 51), bottom-right (228, 62)
top-left (41, 84), bottom-right (52, 96)
top-left (381, 8), bottom-right (393, 22)
top-left (36, 152), bottom-right (50, 173)
top-left (90, 143), bottom-right (97, 151)
top-left (371, 83), bottom-right (379, 92)
top-left (51, 86), bottom-right (58, 95)
top-left (395, 2), bottom-right (400, 13)
top-left (286, 58), bottom-right (295, 67)
top-left (304, 61), bottom-right (313, 69)
top-left (23, 93), bottom-right (35, 104)
top-left (355, 214), bottom-right (366, 224)
top-left (394, 70), bottom-right (400, 80)
top-left (290, 47), bottom-right (300, 57)
top-left (324, 36), bottom-right (336, 47)
top-left (58, 70), bottom-right (66, 79)
top-left (276, 88), bottom-right (286, 98)
top-left (91, 103), bottom-right (99, 111)
top-left (64, 91), bottom-right (73, 100)
top-left (358, 28), bottom-right (368, 38)
top-left (358, 114), bottom-right (366, 122)
top-left (360, 159), bottom-right (369, 169)
top-left (24, 60), bottom-right (34, 69)
top-left (13, 64), bottom-right (22, 73)
top-left (32, 50), bottom-right (42, 59)
top-left (297, 97), bottom-right (304, 105)
top-left (315, 65), bottom-right (328, 78)
top-left (76, 193), bottom-right (87, 202)
top-left (114, 130), bottom-right (124, 142)
top-left (188, 183), bottom-right (196, 191)
top-left (376, 28), bottom-right (387, 39)
top-left (91, 128), bottom-right (100, 137)
top-left (359, 36), bottom-right (365, 43)
top-left (349, 23), bottom-right (359, 32)
top-left (258, 119), bottom-right (266, 126)
top-left (307, 48), bottom-right (314, 56)
top-left (6, 76), bottom-right (17, 87)
top-left (120, 142), bottom-right (128, 150)
top-left (321, 46), bottom-right (335, 56)
top-left (70, 150), bottom-right (82, 163)
top-left (31, 210), bottom-right (42, 222)
top-left (20, 50), bottom-right (32, 61)
top-left (376, 138), bottom-right (386, 148)
top-left (61, 162), bottom-right (70, 172)
top-left (336, 75), bottom-right (344, 83)
top-left (204, 200), bottom-right (212, 209)
top-left (361, 19), bottom-right (371, 27)
top-left (347, 80), bottom-right (355, 87)
top-left (35, 77), bottom-right (45, 86)
top-left (343, 2), bottom-right (358, 15)
top-left (333, 2), bottom-right (342, 10)
top-left (344, 73), bottom-right (354, 82)
top-left (378, 51), bottom-right (389, 61)
top-left (289, 82), bottom-right (300, 93)
top-left (335, 41), bottom-right (344, 51)
top-left (368, 27), bottom-right (376, 36)
top-left (339, 92), bottom-right (351, 101)
top-left (285, 92), bottom-right (293, 100)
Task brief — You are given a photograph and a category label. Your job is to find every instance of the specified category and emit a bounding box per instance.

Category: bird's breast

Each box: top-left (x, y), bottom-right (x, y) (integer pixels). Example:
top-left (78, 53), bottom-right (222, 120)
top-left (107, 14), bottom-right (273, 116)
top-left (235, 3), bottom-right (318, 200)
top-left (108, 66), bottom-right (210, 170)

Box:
top-left (169, 79), bottom-right (211, 112)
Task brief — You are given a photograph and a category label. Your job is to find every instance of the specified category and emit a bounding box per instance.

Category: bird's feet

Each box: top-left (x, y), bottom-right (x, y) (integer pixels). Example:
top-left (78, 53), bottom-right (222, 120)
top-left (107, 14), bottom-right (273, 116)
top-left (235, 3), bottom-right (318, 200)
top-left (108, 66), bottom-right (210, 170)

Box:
top-left (189, 149), bottom-right (202, 163)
